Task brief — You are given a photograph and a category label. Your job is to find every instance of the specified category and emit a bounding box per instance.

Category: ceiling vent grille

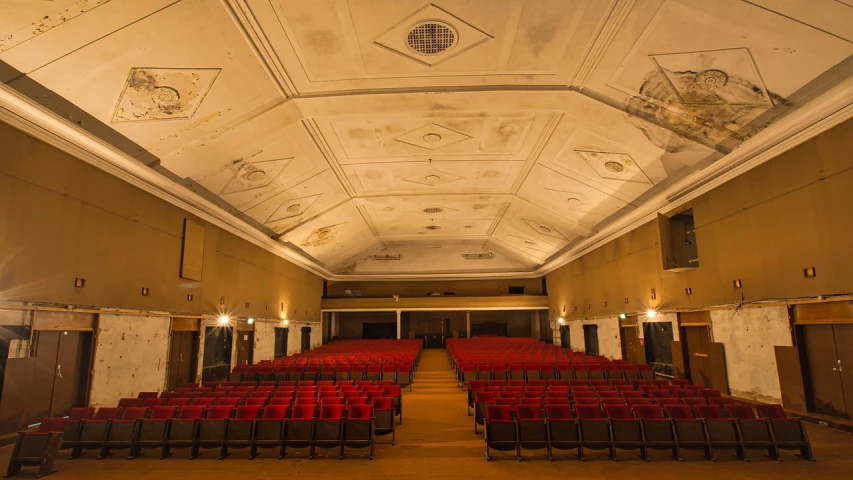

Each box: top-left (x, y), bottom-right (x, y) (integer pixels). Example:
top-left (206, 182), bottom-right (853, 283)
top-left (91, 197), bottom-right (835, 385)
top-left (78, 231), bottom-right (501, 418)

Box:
top-left (423, 207), bottom-right (444, 214)
top-left (462, 253), bottom-right (494, 260)
top-left (407, 22), bottom-right (456, 55)
top-left (369, 254), bottom-right (401, 261)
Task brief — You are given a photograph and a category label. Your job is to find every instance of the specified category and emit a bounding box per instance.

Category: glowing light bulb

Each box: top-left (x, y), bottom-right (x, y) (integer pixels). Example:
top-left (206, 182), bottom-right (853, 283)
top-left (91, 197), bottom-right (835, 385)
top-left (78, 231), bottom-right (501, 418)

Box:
top-left (558, 317), bottom-right (565, 324)
top-left (219, 315), bottom-right (229, 324)
top-left (646, 309), bottom-right (657, 319)
top-left (282, 319), bottom-right (289, 326)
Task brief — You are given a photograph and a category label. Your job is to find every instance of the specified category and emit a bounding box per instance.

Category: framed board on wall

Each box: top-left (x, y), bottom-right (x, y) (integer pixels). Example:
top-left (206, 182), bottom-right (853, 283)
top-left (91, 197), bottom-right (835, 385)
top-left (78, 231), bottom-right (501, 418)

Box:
top-left (180, 218), bottom-right (205, 281)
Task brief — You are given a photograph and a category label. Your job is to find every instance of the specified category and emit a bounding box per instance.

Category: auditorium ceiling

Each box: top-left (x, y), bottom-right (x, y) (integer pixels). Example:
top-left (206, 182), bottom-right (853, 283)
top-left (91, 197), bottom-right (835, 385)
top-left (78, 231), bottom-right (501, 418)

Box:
top-left (1, 0), bottom-right (852, 279)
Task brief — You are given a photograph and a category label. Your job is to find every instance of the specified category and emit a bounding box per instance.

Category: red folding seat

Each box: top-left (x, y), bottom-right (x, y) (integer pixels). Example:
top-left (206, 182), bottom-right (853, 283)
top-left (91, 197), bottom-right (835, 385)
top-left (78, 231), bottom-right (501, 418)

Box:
top-left (682, 397), bottom-right (707, 410)
top-left (345, 397), bottom-right (369, 410)
top-left (351, 364), bottom-right (367, 383)
top-left (167, 398), bottom-right (190, 407)
top-left (126, 406), bottom-right (177, 459)
top-left (621, 391), bottom-right (644, 401)
top-left (504, 386), bottom-right (524, 394)
top-left (298, 380), bottom-right (316, 387)
top-left (474, 391), bottom-right (495, 434)
top-left (366, 365), bottom-right (382, 382)
top-left (649, 389), bottom-right (675, 400)
top-left (604, 363), bottom-right (625, 380)
top-left (672, 379), bottom-right (690, 387)
top-left (507, 363), bottom-right (525, 381)
top-left (556, 362), bottom-right (572, 380)
top-left (572, 363), bottom-right (590, 380)
top-left (342, 405), bottom-right (374, 459)
top-left (709, 397), bottom-right (735, 407)
top-left (60, 408), bottom-right (94, 450)
top-left (485, 405), bottom-right (517, 460)
top-left (545, 404), bottom-right (580, 460)
top-left (597, 391), bottom-right (620, 399)
top-left (467, 380), bottom-right (485, 416)
top-left (278, 381), bottom-right (296, 388)
top-left (216, 397), bottom-right (241, 407)
top-left (546, 397), bottom-right (570, 406)
top-left (628, 398), bottom-right (654, 408)
top-left (249, 405), bottom-right (286, 459)
top-left (755, 404), bottom-right (814, 461)
top-left (356, 380), bottom-right (374, 389)
top-left (633, 405), bottom-right (677, 460)
top-left (283, 405), bottom-right (315, 458)
top-left (159, 406), bottom-right (205, 459)
top-left (725, 405), bottom-right (778, 460)
top-left (138, 391), bottom-right (160, 399)
top-left (321, 397), bottom-right (344, 406)
top-left (5, 418), bottom-right (66, 478)
top-left (221, 381), bottom-right (239, 388)
top-left (522, 363), bottom-right (540, 381)
top-left (587, 363), bottom-right (606, 380)
top-left (636, 364), bottom-right (655, 380)
top-left (620, 364), bottom-right (639, 380)
top-left (701, 389), bottom-right (722, 399)
top-left (568, 379), bottom-right (588, 388)
top-left (220, 405), bottom-right (262, 459)
top-left (313, 405), bottom-right (344, 459)
top-left (600, 397), bottom-right (627, 407)
top-left (384, 386), bottom-right (403, 425)
top-left (610, 379), bottom-right (629, 387)
top-left (694, 404), bottom-right (745, 461)
top-left (572, 389), bottom-right (594, 398)
top-left (516, 405), bottom-right (548, 459)
top-left (192, 398), bottom-right (215, 407)
top-left (296, 390), bottom-right (317, 398)
top-left (630, 379), bottom-right (648, 389)
top-left (589, 379), bottom-right (608, 387)
top-left (141, 398), bottom-right (166, 408)
top-left (508, 379), bottom-right (526, 387)
top-left (303, 366), bottom-right (320, 382)
top-left (575, 404), bottom-right (612, 460)
top-left (269, 397), bottom-right (293, 408)
top-left (539, 363), bottom-right (556, 381)
top-left (381, 364), bottom-right (398, 384)
top-left (69, 407), bottom-right (122, 459)
top-left (98, 406), bottom-right (149, 459)
top-left (665, 405), bottom-right (711, 461)
top-left (274, 367), bottom-right (290, 382)
top-left (317, 380), bottom-right (335, 388)
top-left (375, 380), bottom-right (393, 389)
top-left (396, 363), bottom-right (414, 391)
top-left (651, 379), bottom-right (669, 388)
top-left (286, 367), bottom-right (303, 382)
top-left (371, 397), bottom-right (395, 445)
top-left (273, 389), bottom-right (294, 398)
top-left (519, 397), bottom-right (543, 407)
top-left (245, 397), bottom-right (268, 407)
top-left (118, 398), bottom-right (141, 408)
top-left (190, 406), bottom-right (233, 459)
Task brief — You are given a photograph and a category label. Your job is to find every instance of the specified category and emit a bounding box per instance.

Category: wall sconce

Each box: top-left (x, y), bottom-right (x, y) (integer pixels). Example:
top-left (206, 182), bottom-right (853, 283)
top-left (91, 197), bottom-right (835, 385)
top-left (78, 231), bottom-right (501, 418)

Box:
top-left (733, 279), bottom-right (743, 288)
top-left (245, 302), bottom-right (250, 308)
top-left (220, 296), bottom-right (226, 305)
top-left (685, 287), bottom-right (693, 295)
top-left (74, 278), bottom-right (86, 288)
top-left (646, 309), bottom-right (658, 319)
top-left (282, 319), bottom-right (289, 326)
top-left (803, 267), bottom-right (816, 278)
top-left (603, 301), bottom-right (608, 307)
top-left (219, 315), bottom-right (230, 325)
top-left (558, 317), bottom-right (565, 324)
top-left (141, 287), bottom-right (150, 296)
top-left (187, 294), bottom-right (194, 301)
top-left (247, 317), bottom-right (254, 325)
top-left (650, 288), bottom-right (657, 300)
top-left (624, 297), bottom-right (629, 304)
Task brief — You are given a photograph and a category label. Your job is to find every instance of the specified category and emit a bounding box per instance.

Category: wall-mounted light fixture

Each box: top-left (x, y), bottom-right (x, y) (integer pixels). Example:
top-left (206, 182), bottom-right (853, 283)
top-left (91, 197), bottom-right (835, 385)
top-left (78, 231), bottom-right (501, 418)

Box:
top-left (619, 313), bottom-right (627, 320)
top-left (558, 317), bottom-right (565, 324)
top-left (650, 288), bottom-right (657, 300)
top-left (220, 296), bottom-right (226, 305)
top-left (74, 278), bottom-right (86, 288)
top-left (803, 267), bottom-right (816, 278)
top-left (624, 298), bottom-right (629, 304)
top-left (247, 317), bottom-right (255, 325)
top-left (187, 294), bottom-right (194, 301)
top-left (282, 319), bottom-right (289, 326)
top-left (603, 301), bottom-right (608, 307)
top-left (141, 287), bottom-right (150, 296)
top-left (219, 315), bottom-right (230, 325)
top-left (245, 302), bottom-right (250, 308)
top-left (685, 287), bottom-right (693, 295)
top-left (733, 279), bottom-right (743, 288)
top-left (646, 309), bottom-right (658, 319)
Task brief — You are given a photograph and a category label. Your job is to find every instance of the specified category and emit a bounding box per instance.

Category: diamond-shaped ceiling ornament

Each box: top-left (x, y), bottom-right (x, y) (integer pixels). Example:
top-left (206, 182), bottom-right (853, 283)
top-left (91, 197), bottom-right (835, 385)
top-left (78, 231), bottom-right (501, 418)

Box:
top-left (575, 150), bottom-right (652, 184)
top-left (523, 219), bottom-right (567, 241)
top-left (508, 234), bottom-right (550, 254)
top-left (544, 189), bottom-right (603, 214)
top-left (413, 205), bottom-right (457, 215)
top-left (395, 123), bottom-right (472, 150)
top-left (373, 3), bottom-right (493, 67)
top-left (220, 158), bottom-right (290, 195)
top-left (113, 67), bottom-right (220, 122)
top-left (402, 169), bottom-right (463, 187)
top-left (267, 193), bottom-right (323, 224)
top-left (649, 48), bottom-right (772, 106)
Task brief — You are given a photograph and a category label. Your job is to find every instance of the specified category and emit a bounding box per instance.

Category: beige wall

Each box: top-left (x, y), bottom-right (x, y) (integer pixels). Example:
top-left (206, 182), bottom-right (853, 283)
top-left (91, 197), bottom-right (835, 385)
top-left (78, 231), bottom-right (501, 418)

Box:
top-left (0, 122), bottom-right (323, 321)
top-left (546, 119), bottom-right (853, 320)
top-left (326, 278), bottom-right (544, 298)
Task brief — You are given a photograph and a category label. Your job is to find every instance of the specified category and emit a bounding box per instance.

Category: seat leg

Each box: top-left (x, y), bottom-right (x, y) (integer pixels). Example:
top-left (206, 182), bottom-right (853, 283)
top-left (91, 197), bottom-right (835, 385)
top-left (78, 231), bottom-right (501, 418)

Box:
top-left (69, 446), bottom-right (82, 460)
top-left (189, 444), bottom-right (199, 460)
top-left (98, 446), bottom-right (109, 460)
top-left (160, 445), bottom-right (170, 460)
top-left (577, 445), bottom-right (585, 462)
top-left (248, 445), bottom-right (257, 460)
top-left (4, 459), bottom-right (21, 478)
top-left (278, 444), bottom-right (286, 460)
top-left (219, 445), bottom-right (228, 460)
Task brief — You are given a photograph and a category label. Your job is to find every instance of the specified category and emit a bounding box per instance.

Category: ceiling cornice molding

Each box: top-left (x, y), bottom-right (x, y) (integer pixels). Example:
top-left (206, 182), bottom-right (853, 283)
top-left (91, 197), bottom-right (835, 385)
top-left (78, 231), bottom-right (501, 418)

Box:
top-left (535, 74), bottom-right (853, 278)
top-left (0, 82), bottom-right (334, 280)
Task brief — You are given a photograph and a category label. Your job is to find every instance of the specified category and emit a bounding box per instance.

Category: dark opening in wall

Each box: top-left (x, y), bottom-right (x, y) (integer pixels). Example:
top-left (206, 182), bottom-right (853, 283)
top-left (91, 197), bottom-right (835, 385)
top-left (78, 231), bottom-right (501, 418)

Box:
top-left (583, 324), bottom-right (600, 355)
top-left (508, 286), bottom-right (525, 295)
top-left (658, 208), bottom-right (699, 271)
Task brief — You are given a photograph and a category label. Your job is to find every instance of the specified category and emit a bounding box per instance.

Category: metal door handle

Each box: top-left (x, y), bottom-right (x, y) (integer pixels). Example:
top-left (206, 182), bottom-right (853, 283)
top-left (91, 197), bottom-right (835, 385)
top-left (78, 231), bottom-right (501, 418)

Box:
top-left (180, 354), bottom-right (183, 363)
top-left (693, 353), bottom-right (709, 358)
top-left (56, 364), bottom-right (63, 378)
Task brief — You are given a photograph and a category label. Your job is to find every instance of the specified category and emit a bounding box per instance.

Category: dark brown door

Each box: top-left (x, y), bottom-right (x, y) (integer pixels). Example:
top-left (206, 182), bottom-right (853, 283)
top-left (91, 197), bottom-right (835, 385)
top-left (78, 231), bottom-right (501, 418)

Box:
top-left (29, 331), bottom-right (61, 422)
top-left (834, 325), bottom-right (853, 417)
top-left (168, 331), bottom-right (198, 391)
top-left (50, 331), bottom-right (93, 417)
top-left (236, 331), bottom-right (254, 366)
top-left (621, 327), bottom-right (643, 364)
top-left (682, 325), bottom-right (714, 388)
top-left (803, 325), bottom-right (846, 417)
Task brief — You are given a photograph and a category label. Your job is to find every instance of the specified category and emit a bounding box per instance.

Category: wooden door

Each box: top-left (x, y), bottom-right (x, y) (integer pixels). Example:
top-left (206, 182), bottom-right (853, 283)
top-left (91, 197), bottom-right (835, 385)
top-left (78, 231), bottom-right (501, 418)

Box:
top-left (621, 327), bottom-right (643, 364)
top-left (236, 331), bottom-right (254, 366)
top-left (560, 325), bottom-right (570, 348)
top-left (50, 331), bottom-right (93, 417)
top-left (683, 326), bottom-right (711, 386)
top-left (301, 327), bottom-right (311, 352)
top-left (834, 325), bottom-right (853, 417)
top-left (803, 325), bottom-right (846, 417)
top-left (201, 327), bottom-right (233, 382)
top-left (168, 332), bottom-right (198, 391)
top-left (29, 331), bottom-right (60, 423)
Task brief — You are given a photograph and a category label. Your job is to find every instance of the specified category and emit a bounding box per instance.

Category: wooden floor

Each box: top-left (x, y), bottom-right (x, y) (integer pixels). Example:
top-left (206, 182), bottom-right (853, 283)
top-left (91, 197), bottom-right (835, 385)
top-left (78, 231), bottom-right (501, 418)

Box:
top-left (3, 349), bottom-right (853, 479)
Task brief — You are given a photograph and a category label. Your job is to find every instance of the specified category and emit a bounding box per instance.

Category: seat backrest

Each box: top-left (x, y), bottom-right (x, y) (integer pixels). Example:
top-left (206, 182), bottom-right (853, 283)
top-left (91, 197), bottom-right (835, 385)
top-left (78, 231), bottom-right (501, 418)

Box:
top-left (149, 406), bottom-right (178, 420)
top-left (682, 397), bottom-right (707, 407)
top-left (664, 405), bottom-right (695, 420)
top-left (93, 408), bottom-right (122, 420)
top-left (290, 405), bottom-right (315, 420)
top-left (345, 397), bottom-right (369, 408)
top-left (120, 407), bottom-right (149, 421)
top-left (574, 405), bottom-right (602, 419)
top-left (709, 396), bottom-right (736, 407)
top-left (321, 397), bottom-right (344, 405)
top-left (486, 405), bottom-right (512, 422)
top-left (475, 392), bottom-right (495, 403)
top-left (234, 405), bottom-right (261, 420)
top-left (725, 405), bottom-right (758, 420)
top-left (167, 398), bottom-right (190, 407)
top-left (372, 397), bottom-right (393, 411)
top-left (205, 406), bottom-right (233, 420)
top-left (137, 391), bottom-right (159, 399)
top-left (702, 389), bottom-right (722, 398)
top-left (384, 385), bottom-right (402, 397)
top-left (217, 397), bottom-right (241, 406)
top-left (755, 404), bottom-right (787, 420)
top-left (545, 404), bottom-right (573, 420)
top-left (68, 407), bottom-right (95, 421)
top-left (37, 418), bottom-right (68, 432)
top-left (319, 405), bottom-right (344, 420)
top-left (604, 405), bottom-right (634, 420)
top-left (467, 380), bottom-right (485, 391)
top-left (348, 405), bottom-right (373, 420)
top-left (178, 406), bottom-right (205, 420)
top-left (262, 405), bottom-right (288, 420)
top-left (694, 405), bottom-right (725, 420)
top-left (192, 398), bottom-right (215, 407)
top-left (142, 398), bottom-right (166, 408)
top-left (633, 405), bottom-right (664, 420)
top-left (245, 398), bottom-right (268, 406)
top-left (655, 398), bottom-right (680, 406)
top-left (516, 405), bottom-right (543, 420)
top-left (269, 397), bottom-right (292, 407)
top-left (118, 398), bottom-right (140, 408)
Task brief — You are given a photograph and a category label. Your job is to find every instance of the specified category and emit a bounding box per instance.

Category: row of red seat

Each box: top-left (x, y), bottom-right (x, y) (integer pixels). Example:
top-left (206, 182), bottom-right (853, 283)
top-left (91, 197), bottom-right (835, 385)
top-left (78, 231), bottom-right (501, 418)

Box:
top-left (483, 403), bottom-right (814, 462)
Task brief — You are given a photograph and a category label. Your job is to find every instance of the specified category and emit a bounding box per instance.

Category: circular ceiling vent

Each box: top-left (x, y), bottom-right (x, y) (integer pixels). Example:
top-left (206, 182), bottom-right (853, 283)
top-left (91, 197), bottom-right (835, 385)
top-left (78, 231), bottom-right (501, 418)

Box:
top-left (245, 169), bottom-right (266, 182)
top-left (423, 207), bottom-right (444, 214)
top-left (422, 133), bottom-right (442, 143)
top-left (604, 161), bottom-right (625, 173)
top-left (286, 204), bottom-right (301, 213)
top-left (407, 22), bottom-right (457, 55)
top-left (538, 225), bottom-right (552, 233)
top-left (150, 86), bottom-right (180, 110)
top-left (425, 225), bottom-right (441, 230)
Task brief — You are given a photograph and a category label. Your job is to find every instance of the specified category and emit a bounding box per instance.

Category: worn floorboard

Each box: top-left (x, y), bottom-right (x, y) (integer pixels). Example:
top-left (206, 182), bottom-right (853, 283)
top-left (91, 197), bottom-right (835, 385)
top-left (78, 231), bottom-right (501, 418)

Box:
top-left (2, 349), bottom-right (852, 479)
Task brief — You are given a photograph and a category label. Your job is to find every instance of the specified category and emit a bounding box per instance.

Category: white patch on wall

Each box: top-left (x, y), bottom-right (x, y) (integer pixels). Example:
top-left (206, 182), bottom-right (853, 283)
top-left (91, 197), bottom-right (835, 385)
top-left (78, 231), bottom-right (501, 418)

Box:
top-left (569, 321), bottom-right (584, 352)
top-left (710, 306), bottom-right (791, 403)
top-left (253, 321), bottom-right (277, 362)
top-left (583, 316), bottom-right (621, 360)
top-left (89, 314), bottom-right (170, 408)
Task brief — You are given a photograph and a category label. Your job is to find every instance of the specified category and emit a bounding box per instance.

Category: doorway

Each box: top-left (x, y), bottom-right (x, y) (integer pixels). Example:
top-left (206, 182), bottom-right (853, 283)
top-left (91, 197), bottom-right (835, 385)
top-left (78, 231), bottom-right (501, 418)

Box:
top-left (0, 329), bottom-right (93, 434)
top-left (274, 327), bottom-right (288, 357)
top-left (362, 322), bottom-right (396, 339)
top-left (236, 331), bottom-right (254, 366)
top-left (301, 327), bottom-right (311, 352)
top-left (560, 325), bottom-right (570, 349)
top-left (800, 324), bottom-right (853, 418)
top-left (643, 321), bottom-right (674, 377)
top-left (619, 319), bottom-right (645, 365)
top-left (201, 327), bottom-right (232, 382)
top-left (583, 324), bottom-right (599, 355)
top-left (677, 311), bottom-right (729, 392)
top-left (167, 330), bottom-right (198, 391)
